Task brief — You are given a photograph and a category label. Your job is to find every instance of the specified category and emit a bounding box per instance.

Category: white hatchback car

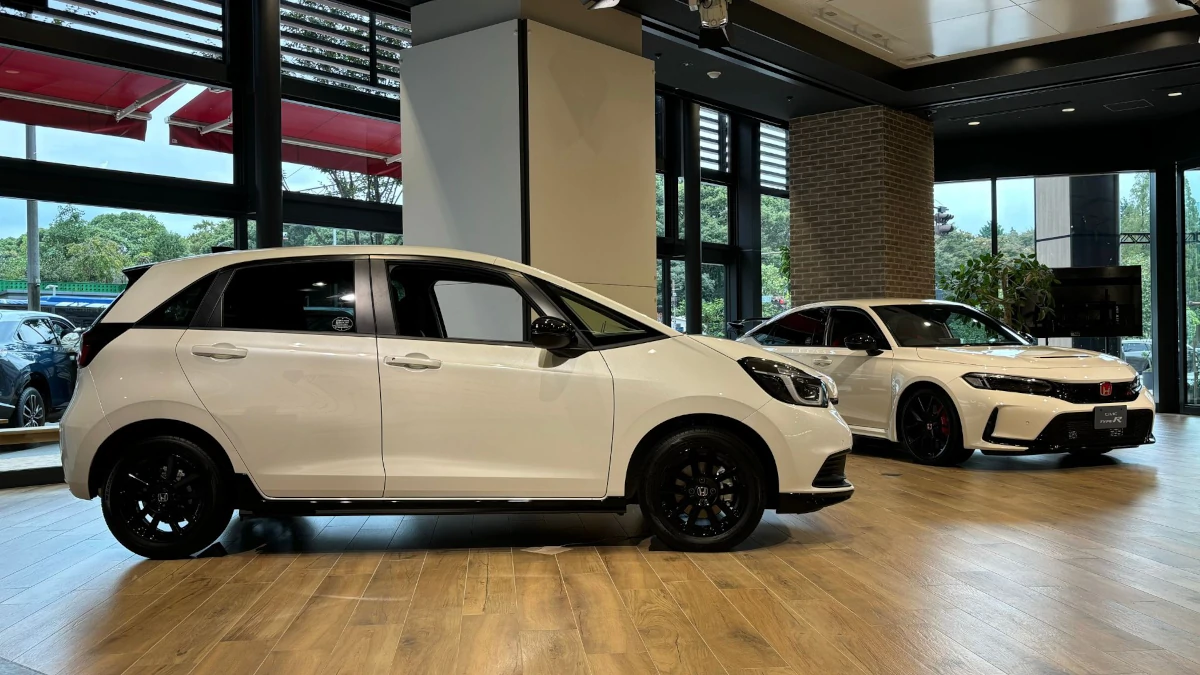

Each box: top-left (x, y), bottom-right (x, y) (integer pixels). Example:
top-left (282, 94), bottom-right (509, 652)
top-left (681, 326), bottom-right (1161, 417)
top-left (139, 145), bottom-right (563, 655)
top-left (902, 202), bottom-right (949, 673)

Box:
top-left (61, 246), bottom-right (853, 558)
top-left (740, 299), bottom-right (1155, 466)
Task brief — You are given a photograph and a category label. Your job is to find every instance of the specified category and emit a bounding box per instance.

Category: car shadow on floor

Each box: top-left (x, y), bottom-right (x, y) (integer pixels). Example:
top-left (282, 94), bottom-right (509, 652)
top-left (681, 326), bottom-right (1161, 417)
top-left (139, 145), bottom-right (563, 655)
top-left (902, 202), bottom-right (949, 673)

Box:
top-left (850, 435), bottom-right (1140, 471)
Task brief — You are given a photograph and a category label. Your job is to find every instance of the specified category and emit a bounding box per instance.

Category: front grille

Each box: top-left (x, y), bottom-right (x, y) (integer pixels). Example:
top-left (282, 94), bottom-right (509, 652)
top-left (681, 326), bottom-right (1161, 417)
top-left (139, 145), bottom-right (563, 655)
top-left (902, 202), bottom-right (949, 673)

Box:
top-left (1053, 380), bottom-right (1140, 404)
top-left (1034, 409), bottom-right (1154, 449)
top-left (813, 450), bottom-right (850, 488)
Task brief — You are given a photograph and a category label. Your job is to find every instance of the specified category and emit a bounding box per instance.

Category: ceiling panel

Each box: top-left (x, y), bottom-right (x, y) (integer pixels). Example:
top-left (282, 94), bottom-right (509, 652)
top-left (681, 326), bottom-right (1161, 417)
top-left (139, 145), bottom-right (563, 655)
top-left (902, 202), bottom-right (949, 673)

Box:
top-left (752, 0), bottom-right (1196, 66)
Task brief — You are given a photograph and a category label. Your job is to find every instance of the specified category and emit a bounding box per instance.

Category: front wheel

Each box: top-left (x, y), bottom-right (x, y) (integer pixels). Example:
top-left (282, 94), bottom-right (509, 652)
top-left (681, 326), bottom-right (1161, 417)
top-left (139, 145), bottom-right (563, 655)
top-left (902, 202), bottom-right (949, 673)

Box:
top-left (101, 436), bottom-right (232, 559)
top-left (898, 388), bottom-right (974, 466)
top-left (637, 427), bottom-right (765, 552)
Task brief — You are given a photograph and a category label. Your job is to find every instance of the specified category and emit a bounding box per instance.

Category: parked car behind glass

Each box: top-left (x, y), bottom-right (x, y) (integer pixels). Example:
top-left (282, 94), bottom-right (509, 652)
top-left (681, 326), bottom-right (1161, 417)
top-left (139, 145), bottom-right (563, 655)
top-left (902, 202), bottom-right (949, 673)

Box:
top-left (0, 311), bottom-right (78, 427)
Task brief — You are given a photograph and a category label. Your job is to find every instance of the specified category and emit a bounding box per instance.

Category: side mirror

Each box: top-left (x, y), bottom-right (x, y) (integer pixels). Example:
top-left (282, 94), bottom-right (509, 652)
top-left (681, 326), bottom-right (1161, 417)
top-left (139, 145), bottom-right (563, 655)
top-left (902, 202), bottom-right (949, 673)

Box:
top-left (843, 333), bottom-right (878, 353)
top-left (531, 316), bottom-right (576, 354)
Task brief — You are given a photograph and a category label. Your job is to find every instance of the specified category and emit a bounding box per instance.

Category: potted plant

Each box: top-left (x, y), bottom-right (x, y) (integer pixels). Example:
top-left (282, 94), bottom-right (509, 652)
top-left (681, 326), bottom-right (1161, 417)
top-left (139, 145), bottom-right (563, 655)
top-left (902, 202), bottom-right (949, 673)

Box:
top-left (938, 252), bottom-right (1057, 334)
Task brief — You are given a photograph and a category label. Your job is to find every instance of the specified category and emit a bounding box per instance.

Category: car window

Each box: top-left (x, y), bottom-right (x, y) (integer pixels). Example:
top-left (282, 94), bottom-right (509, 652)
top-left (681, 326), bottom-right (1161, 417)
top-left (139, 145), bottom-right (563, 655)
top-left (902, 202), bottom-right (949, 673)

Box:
top-left (432, 279), bottom-right (532, 343)
top-left (49, 320), bottom-right (71, 339)
top-left (751, 308), bottom-right (828, 347)
top-left (828, 309), bottom-right (888, 349)
top-left (536, 281), bottom-right (659, 348)
top-left (221, 260), bottom-right (357, 334)
top-left (875, 304), bottom-right (1023, 347)
top-left (141, 273), bottom-right (217, 327)
top-left (17, 319), bottom-right (55, 345)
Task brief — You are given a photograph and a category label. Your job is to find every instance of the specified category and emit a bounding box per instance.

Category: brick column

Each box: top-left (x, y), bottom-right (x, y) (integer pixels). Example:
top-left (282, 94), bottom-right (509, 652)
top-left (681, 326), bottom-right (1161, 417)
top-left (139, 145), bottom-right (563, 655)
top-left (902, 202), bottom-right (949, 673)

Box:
top-left (788, 105), bottom-right (935, 306)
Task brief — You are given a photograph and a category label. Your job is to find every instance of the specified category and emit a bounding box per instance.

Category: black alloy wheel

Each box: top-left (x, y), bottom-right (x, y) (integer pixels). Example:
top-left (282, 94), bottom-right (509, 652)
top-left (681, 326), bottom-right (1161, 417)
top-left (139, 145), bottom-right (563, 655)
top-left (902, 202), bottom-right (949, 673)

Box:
top-left (639, 427), bottom-right (765, 552)
top-left (101, 436), bottom-right (233, 559)
top-left (898, 389), bottom-right (973, 466)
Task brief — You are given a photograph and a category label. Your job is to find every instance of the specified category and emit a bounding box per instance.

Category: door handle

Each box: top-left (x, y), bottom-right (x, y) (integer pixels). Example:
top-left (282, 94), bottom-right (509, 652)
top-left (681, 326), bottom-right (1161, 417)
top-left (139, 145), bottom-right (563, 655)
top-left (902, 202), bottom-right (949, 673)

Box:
top-left (384, 353), bottom-right (442, 370)
top-left (813, 358), bottom-right (833, 367)
top-left (191, 344), bottom-right (248, 360)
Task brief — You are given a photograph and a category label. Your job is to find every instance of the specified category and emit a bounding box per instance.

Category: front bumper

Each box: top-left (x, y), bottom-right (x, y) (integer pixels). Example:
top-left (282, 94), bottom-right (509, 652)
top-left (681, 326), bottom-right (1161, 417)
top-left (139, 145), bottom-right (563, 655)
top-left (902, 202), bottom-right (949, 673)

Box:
top-left (947, 378), bottom-right (1156, 453)
top-left (777, 489), bottom-right (854, 514)
top-left (982, 409), bottom-right (1155, 455)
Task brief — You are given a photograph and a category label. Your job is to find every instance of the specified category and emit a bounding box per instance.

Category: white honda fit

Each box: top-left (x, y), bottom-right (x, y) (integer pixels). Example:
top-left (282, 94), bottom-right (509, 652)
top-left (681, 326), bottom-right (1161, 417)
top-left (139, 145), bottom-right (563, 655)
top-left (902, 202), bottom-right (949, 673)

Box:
top-left (60, 246), bottom-right (853, 558)
top-left (740, 299), bottom-right (1155, 466)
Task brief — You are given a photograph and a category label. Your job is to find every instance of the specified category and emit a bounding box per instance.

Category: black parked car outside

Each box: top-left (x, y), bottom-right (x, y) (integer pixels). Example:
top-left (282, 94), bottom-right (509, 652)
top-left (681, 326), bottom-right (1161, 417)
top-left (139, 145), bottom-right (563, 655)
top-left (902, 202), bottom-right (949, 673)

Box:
top-left (0, 311), bottom-right (78, 427)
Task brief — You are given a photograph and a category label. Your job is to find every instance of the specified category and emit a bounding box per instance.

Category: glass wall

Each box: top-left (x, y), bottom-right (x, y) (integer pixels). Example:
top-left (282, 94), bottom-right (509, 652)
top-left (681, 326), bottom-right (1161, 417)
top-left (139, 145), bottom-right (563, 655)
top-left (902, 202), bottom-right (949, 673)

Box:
top-left (761, 194), bottom-right (789, 317)
top-left (1184, 169), bottom-right (1200, 407)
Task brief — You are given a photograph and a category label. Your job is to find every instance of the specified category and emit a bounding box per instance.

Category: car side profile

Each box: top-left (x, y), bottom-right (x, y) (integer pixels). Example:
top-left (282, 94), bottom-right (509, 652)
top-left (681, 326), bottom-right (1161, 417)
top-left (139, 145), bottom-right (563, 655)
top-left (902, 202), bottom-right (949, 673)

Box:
top-left (0, 310), bottom-right (78, 427)
top-left (61, 246), bottom-right (853, 558)
top-left (740, 299), bottom-right (1156, 466)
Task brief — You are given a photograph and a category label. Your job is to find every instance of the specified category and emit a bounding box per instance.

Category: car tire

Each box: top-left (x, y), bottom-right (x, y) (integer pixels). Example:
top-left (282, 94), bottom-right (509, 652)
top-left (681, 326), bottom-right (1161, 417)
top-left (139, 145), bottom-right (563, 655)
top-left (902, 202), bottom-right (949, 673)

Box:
top-left (101, 435), bottom-right (233, 559)
top-left (898, 388), bottom-right (974, 467)
top-left (9, 386), bottom-right (46, 428)
top-left (637, 426), bottom-right (766, 552)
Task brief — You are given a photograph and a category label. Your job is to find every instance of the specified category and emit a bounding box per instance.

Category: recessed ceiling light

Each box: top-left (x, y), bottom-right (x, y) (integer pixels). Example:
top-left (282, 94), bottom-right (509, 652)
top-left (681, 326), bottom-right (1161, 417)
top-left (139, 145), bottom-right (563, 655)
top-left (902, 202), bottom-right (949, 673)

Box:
top-left (1062, 107), bottom-right (1076, 112)
top-left (1169, 91), bottom-right (1183, 97)
top-left (968, 121), bottom-right (981, 126)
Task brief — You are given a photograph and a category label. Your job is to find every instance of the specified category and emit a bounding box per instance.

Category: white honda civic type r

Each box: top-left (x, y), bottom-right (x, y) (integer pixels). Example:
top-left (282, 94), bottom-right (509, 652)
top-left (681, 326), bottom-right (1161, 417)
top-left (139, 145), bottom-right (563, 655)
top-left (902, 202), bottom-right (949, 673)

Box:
top-left (60, 246), bottom-right (853, 558)
top-left (739, 299), bottom-right (1155, 466)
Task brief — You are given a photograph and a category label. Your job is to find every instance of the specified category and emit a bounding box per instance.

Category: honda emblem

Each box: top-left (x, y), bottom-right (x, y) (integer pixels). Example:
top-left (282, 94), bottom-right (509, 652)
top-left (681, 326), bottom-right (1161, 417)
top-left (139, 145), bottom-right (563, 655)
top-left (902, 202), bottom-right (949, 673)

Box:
top-left (1099, 381), bottom-right (1112, 397)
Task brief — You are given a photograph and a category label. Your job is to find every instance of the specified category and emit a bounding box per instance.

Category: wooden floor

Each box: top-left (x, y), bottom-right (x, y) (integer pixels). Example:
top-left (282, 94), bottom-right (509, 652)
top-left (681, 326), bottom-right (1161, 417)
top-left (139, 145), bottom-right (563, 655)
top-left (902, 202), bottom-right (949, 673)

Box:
top-left (0, 416), bottom-right (1198, 675)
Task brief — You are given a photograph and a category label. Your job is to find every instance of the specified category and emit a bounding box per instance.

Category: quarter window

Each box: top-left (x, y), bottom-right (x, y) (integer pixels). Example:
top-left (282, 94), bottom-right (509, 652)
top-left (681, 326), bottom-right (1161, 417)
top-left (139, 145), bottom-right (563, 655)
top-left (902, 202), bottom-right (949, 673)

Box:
top-left (221, 261), bottom-right (357, 333)
top-left (141, 273), bottom-right (217, 327)
top-left (17, 320), bottom-right (56, 345)
top-left (536, 281), bottom-right (660, 348)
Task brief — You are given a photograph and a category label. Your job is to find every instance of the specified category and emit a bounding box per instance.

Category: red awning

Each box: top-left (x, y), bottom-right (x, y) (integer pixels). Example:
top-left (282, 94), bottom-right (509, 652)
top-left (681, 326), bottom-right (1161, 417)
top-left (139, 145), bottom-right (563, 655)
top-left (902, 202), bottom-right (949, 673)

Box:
top-left (0, 47), bottom-right (181, 140)
top-left (168, 89), bottom-right (402, 179)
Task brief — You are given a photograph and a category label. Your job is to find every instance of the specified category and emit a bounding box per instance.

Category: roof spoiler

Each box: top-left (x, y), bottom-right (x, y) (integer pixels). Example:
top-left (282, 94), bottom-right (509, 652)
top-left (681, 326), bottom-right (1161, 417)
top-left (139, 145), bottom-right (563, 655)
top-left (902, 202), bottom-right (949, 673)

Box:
top-left (122, 263), bottom-right (154, 287)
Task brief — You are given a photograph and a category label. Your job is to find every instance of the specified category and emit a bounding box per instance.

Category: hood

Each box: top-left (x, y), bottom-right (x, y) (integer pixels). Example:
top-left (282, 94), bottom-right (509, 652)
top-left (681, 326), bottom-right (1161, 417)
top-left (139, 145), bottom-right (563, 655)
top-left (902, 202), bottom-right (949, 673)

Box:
top-left (916, 345), bottom-right (1129, 371)
top-left (688, 335), bottom-right (840, 399)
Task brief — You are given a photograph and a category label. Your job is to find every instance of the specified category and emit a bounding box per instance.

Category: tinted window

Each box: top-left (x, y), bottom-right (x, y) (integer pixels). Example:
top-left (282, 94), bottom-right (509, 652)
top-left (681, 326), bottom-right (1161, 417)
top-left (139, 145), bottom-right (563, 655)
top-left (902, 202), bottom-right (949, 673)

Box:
top-left (543, 283), bottom-right (658, 348)
top-left (751, 308), bottom-right (827, 347)
top-left (222, 261), bottom-right (357, 333)
top-left (432, 279), bottom-right (530, 343)
top-left (828, 309), bottom-right (888, 349)
top-left (875, 304), bottom-right (1023, 347)
top-left (49, 319), bottom-right (73, 339)
top-left (141, 273), bottom-right (216, 327)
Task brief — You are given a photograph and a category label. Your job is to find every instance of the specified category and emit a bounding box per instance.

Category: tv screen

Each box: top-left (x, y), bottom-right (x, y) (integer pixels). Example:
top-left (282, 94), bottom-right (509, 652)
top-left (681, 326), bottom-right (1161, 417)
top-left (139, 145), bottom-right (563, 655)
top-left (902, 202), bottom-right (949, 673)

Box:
top-left (1025, 265), bottom-right (1142, 338)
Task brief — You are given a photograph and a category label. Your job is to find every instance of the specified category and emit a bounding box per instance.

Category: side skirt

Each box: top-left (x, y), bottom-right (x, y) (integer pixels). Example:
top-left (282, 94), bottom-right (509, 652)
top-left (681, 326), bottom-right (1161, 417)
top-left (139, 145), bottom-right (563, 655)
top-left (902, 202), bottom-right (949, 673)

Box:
top-left (233, 475), bottom-right (629, 517)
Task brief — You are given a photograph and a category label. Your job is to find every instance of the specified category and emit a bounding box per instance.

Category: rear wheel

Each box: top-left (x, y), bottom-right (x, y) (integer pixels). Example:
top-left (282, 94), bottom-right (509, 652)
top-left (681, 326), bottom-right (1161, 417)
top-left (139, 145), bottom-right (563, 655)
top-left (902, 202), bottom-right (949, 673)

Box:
top-left (101, 436), bottom-right (232, 559)
top-left (638, 427), bottom-right (765, 552)
top-left (9, 387), bottom-right (45, 428)
top-left (898, 388), bottom-right (974, 466)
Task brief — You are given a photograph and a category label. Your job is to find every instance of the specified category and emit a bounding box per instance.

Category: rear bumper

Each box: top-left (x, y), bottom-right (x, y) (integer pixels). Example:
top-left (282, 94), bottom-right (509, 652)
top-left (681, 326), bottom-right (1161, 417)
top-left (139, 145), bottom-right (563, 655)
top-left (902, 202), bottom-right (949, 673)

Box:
top-left (777, 488), bottom-right (853, 514)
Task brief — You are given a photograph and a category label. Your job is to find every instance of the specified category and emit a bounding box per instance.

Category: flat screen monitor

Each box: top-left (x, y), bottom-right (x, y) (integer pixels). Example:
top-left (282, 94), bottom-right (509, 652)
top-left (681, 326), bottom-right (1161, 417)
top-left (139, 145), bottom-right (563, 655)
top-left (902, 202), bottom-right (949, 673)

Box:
top-left (1025, 265), bottom-right (1142, 338)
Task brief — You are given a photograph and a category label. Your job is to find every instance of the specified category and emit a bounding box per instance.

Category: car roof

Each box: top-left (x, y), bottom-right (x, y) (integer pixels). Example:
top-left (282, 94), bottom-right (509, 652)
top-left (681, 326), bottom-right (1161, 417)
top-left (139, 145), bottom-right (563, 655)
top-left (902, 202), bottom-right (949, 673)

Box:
top-left (793, 298), bottom-right (975, 312)
top-left (104, 246), bottom-right (678, 335)
top-left (0, 310), bottom-right (71, 323)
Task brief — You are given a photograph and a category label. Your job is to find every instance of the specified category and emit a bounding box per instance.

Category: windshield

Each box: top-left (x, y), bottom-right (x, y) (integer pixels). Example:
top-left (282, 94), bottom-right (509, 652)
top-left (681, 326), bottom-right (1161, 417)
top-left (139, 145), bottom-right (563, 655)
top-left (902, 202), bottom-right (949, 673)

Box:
top-left (874, 304), bottom-right (1025, 348)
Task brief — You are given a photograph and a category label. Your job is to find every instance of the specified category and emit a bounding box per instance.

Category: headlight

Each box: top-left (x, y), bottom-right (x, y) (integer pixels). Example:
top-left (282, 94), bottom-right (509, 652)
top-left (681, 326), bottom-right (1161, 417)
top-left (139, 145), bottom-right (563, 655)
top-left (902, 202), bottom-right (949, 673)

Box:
top-left (962, 373), bottom-right (1055, 396)
top-left (739, 357), bottom-right (829, 407)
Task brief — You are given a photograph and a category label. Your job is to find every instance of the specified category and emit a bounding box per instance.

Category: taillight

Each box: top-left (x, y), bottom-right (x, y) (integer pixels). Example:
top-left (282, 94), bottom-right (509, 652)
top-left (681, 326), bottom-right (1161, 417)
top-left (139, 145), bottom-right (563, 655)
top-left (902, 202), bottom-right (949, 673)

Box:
top-left (77, 323), bottom-right (130, 368)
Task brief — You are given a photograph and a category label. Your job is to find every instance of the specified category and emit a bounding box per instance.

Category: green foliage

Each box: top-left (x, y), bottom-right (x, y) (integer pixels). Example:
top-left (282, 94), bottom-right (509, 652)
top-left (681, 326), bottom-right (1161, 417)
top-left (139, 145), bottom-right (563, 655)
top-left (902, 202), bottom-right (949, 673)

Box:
top-left (938, 252), bottom-right (1057, 332)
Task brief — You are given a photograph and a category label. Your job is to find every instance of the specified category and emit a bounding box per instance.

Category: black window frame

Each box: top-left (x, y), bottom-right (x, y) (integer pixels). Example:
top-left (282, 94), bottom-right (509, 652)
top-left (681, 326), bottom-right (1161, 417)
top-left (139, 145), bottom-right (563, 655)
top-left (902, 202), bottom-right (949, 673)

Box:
top-left (748, 307), bottom-right (829, 347)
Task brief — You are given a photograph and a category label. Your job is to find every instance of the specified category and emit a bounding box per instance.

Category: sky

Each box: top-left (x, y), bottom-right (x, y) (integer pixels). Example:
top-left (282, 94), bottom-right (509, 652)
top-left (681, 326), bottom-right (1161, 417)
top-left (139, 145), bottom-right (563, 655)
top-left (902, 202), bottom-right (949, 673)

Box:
top-left (934, 173), bottom-right (1144, 238)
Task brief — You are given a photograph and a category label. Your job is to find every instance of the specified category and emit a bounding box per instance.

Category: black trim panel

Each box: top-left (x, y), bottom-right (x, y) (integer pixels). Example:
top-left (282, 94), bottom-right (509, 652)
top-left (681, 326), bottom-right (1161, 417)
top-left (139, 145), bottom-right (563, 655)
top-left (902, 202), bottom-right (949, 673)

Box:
top-left (776, 489), bottom-right (853, 514)
top-left (234, 475), bottom-right (629, 516)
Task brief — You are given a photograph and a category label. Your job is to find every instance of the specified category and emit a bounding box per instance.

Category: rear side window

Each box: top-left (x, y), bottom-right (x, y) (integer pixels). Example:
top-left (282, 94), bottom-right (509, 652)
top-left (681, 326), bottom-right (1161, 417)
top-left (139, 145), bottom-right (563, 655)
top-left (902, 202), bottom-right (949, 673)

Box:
top-left (140, 273), bottom-right (217, 327)
top-left (17, 319), bottom-right (55, 345)
top-left (751, 308), bottom-right (828, 347)
top-left (221, 261), bottom-right (357, 333)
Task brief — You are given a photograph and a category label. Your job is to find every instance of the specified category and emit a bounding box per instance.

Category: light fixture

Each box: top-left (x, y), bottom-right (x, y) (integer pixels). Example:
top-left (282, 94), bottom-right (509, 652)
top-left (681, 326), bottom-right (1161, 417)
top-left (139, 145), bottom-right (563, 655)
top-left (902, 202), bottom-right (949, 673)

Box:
top-left (814, 8), bottom-right (895, 54)
top-left (580, 0), bottom-right (620, 8)
top-left (1062, 107), bottom-right (1075, 112)
top-left (1169, 91), bottom-right (1183, 97)
top-left (968, 121), bottom-right (981, 126)
top-left (707, 70), bottom-right (721, 79)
